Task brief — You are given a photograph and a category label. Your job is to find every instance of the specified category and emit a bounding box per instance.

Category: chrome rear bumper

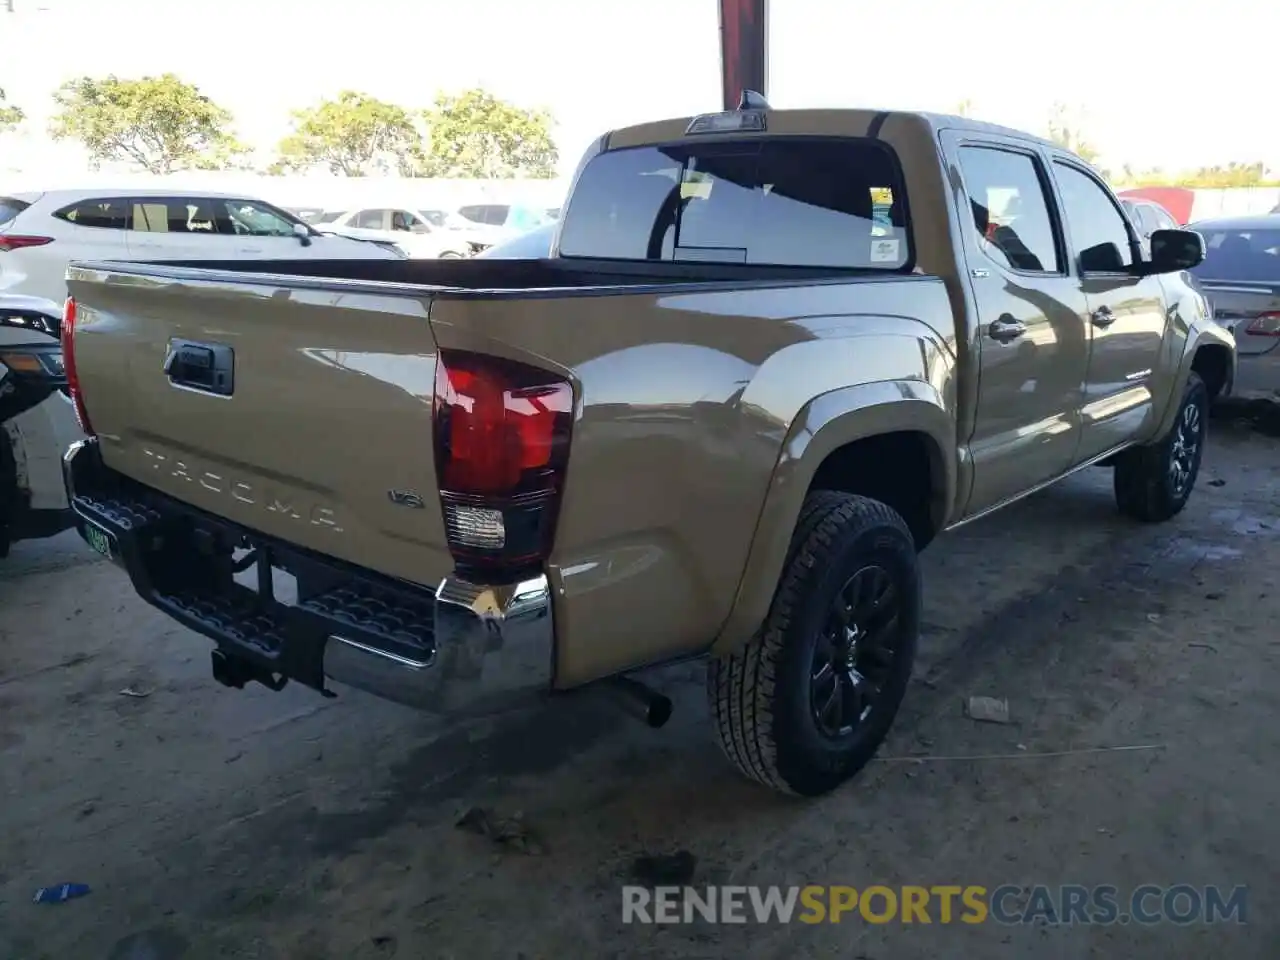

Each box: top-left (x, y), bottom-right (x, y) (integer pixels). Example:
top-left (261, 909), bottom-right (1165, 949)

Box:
top-left (64, 438), bottom-right (556, 715)
top-left (324, 575), bottom-right (554, 713)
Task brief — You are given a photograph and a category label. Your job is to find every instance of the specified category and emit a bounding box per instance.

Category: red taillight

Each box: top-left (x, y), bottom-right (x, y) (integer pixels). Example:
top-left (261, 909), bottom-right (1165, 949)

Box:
top-left (1246, 312), bottom-right (1280, 337)
top-left (433, 349), bottom-right (573, 578)
top-left (61, 297), bottom-right (95, 436)
top-left (0, 235), bottom-right (54, 252)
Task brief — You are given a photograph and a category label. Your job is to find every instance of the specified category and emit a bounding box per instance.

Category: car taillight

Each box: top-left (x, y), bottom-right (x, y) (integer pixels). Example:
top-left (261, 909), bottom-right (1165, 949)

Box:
top-left (61, 297), bottom-right (95, 436)
top-left (0, 235), bottom-right (54, 252)
top-left (1246, 312), bottom-right (1280, 337)
top-left (433, 349), bottom-right (573, 580)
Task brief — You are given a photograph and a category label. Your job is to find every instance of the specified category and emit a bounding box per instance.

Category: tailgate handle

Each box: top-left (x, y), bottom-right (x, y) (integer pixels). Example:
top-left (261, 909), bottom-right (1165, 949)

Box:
top-left (164, 339), bottom-right (234, 397)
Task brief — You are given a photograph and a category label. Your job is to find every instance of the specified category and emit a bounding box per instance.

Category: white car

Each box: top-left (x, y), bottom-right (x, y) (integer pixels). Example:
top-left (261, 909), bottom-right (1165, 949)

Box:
top-left (0, 296), bottom-right (84, 555)
top-left (0, 188), bottom-right (403, 305)
top-left (312, 206), bottom-right (476, 259)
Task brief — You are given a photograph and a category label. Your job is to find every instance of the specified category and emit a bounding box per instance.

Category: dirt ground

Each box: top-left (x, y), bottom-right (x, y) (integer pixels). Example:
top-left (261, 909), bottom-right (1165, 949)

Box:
top-left (2, 415), bottom-right (1278, 960)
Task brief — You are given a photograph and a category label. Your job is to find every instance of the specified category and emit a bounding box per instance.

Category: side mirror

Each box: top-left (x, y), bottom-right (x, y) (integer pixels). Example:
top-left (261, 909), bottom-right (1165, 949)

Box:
top-left (1143, 228), bottom-right (1204, 275)
top-left (292, 222), bottom-right (313, 247)
top-left (1079, 241), bottom-right (1126, 274)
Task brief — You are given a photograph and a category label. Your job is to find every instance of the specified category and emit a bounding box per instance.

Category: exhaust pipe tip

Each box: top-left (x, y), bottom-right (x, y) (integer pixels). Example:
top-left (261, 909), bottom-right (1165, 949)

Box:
top-left (606, 676), bottom-right (673, 729)
top-left (645, 693), bottom-right (673, 729)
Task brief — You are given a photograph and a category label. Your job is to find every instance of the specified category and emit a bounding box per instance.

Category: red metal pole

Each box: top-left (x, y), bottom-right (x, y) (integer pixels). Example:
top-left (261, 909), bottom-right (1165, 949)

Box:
top-left (719, 0), bottom-right (768, 109)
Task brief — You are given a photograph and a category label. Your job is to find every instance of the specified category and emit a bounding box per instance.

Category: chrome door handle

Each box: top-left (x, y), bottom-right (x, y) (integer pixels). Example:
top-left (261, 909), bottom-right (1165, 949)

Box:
top-left (1091, 306), bottom-right (1117, 327)
top-left (987, 317), bottom-right (1027, 343)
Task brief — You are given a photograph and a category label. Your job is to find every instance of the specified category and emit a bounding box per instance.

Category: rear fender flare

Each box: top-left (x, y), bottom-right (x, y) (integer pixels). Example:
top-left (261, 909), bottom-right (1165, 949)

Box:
top-left (710, 379), bottom-right (956, 655)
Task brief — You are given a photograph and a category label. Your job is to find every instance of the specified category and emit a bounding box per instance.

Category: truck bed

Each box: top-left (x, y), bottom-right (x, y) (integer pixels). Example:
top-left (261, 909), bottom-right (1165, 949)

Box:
top-left (65, 253), bottom-right (953, 693)
top-left (86, 255), bottom-right (905, 294)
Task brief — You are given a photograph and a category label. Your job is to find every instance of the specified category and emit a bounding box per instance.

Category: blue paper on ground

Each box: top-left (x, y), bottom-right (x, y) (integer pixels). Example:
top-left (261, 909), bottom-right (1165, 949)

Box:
top-left (33, 882), bottom-right (91, 904)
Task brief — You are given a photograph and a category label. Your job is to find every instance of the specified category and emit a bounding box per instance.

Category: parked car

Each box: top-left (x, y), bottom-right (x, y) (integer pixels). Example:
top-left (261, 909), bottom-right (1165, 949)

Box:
top-left (0, 188), bottom-right (403, 305)
top-left (452, 202), bottom-right (561, 249)
top-left (282, 206), bottom-right (328, 224)
top-left (61, 103), bottom-right (1233, 798)
top-left (1120, 196), bottom-right (1179, 249)
top-left (1187, 213), bottom-right (1280, 396)
top-left (312, 206), bottom-right (478, 259)
top-left (0, 295), bottom-right (82, 555)
top-left (475, 223), bottom-right (555, 258)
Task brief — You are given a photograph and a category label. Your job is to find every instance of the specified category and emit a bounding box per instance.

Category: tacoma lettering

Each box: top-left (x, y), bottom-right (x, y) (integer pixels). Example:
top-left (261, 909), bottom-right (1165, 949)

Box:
top-left (140, 447), bottom-right (342, 532)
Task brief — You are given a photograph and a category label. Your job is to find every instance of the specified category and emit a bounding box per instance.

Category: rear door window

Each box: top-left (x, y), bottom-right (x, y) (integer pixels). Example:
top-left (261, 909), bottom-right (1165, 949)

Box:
top-left (558, 137), bottom-right (911, 269)
top-left (0, 197), bottom-right (30, 226)
top-left (457, 204), bottom-right (510, 226)
top-left (130, 197), bottom-right (225, 234)
top-left (353, 209), bottom-right (389, 230)
top-left (956, 146), bottom-right (1061, 274)
top-left (54, 198), bottom-right (131, 229)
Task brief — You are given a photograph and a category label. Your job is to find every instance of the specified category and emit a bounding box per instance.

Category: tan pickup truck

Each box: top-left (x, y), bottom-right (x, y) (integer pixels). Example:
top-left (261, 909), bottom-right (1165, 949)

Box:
top-left (61, 103), bottom-right (1235, 797)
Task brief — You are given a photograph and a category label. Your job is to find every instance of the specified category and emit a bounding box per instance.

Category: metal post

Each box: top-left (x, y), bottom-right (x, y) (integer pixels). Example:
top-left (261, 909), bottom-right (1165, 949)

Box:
top-left (719, 0), bottom-right (768, 110)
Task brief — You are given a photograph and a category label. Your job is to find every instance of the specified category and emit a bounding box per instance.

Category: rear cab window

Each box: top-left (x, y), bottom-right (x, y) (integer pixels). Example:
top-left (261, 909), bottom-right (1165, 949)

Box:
top-left (557, 137), bottom-right (911, 270)
top-left (1190, 228), bottom-right (1280, 282)
top-left (0, 197), bottom-right (30, 227)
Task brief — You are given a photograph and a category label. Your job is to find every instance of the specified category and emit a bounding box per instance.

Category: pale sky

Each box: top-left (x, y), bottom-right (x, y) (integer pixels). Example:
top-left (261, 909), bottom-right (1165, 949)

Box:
top-left (1, 0), bottom-right (1276, 177)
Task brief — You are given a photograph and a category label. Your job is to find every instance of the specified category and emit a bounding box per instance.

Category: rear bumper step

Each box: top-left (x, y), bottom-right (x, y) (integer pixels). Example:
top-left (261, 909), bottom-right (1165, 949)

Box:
top-left (62, 439), bottom-right (555, 714)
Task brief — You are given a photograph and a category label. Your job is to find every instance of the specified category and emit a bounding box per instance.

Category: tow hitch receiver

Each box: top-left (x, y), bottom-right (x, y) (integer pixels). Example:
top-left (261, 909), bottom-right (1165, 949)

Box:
top-left (211, 648), bottom-right (290, 693)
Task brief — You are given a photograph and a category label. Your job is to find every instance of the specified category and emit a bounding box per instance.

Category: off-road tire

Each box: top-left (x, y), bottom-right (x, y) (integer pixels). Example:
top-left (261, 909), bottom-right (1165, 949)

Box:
top-left (1114, 372), bottom-right (1209, 523)
top-left (707, 493), bottom-right (920, 796)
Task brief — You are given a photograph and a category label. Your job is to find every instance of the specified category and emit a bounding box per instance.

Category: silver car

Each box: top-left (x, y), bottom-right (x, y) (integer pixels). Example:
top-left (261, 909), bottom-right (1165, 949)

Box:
top-left (475, 222), bottom-right (555, 259)
top-left (1120, 197), bottom-right (1179, 250)
top-left (1188, 213), bottom-right (1280, 398)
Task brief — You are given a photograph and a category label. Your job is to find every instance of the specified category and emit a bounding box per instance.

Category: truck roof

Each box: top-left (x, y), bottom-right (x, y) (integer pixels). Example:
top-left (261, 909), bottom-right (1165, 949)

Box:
top-left (602, 107), bottom-right (1061, 154)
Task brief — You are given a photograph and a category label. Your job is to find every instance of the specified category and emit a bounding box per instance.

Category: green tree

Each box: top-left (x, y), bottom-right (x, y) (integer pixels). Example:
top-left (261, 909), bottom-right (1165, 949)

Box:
top-left (272, 91), bottom-right (422, 176)
top-left (49, 74), bottom-right (244, 173)
top-left (1045, 102), bottom-right (1100, 165)
top-left (1179, 162), bottom-right (1267, 189)
top-left (0, 86), bottom-right (23, 133)
top-left (953, 99), bottom-right (974, 118)
top-left (420, 89), bottom-right (557, 179)
top-left (1112, 161), bottom-right (1279, 189)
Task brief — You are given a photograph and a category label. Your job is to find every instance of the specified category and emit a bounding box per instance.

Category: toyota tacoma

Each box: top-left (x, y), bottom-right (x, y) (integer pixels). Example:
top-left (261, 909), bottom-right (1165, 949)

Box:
top-left (60, 101), bottom-right (1234, 796)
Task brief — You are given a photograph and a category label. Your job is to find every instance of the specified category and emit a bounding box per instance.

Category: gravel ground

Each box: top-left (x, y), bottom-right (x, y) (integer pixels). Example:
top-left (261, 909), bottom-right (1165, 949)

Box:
top-left (1, 417), bottom-right (1277, 960)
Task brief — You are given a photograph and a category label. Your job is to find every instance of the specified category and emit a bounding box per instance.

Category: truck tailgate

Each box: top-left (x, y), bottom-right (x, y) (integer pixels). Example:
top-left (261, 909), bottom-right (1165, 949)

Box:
top-left (67, 267), bottom-right (456, 588)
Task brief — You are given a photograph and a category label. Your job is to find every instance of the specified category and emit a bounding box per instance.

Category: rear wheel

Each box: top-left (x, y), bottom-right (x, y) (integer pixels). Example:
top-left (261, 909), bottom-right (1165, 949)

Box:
top-left (707, 493), bottom-right (919, 796)
top-left (1114, 373), bottom-right (1208, 522)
